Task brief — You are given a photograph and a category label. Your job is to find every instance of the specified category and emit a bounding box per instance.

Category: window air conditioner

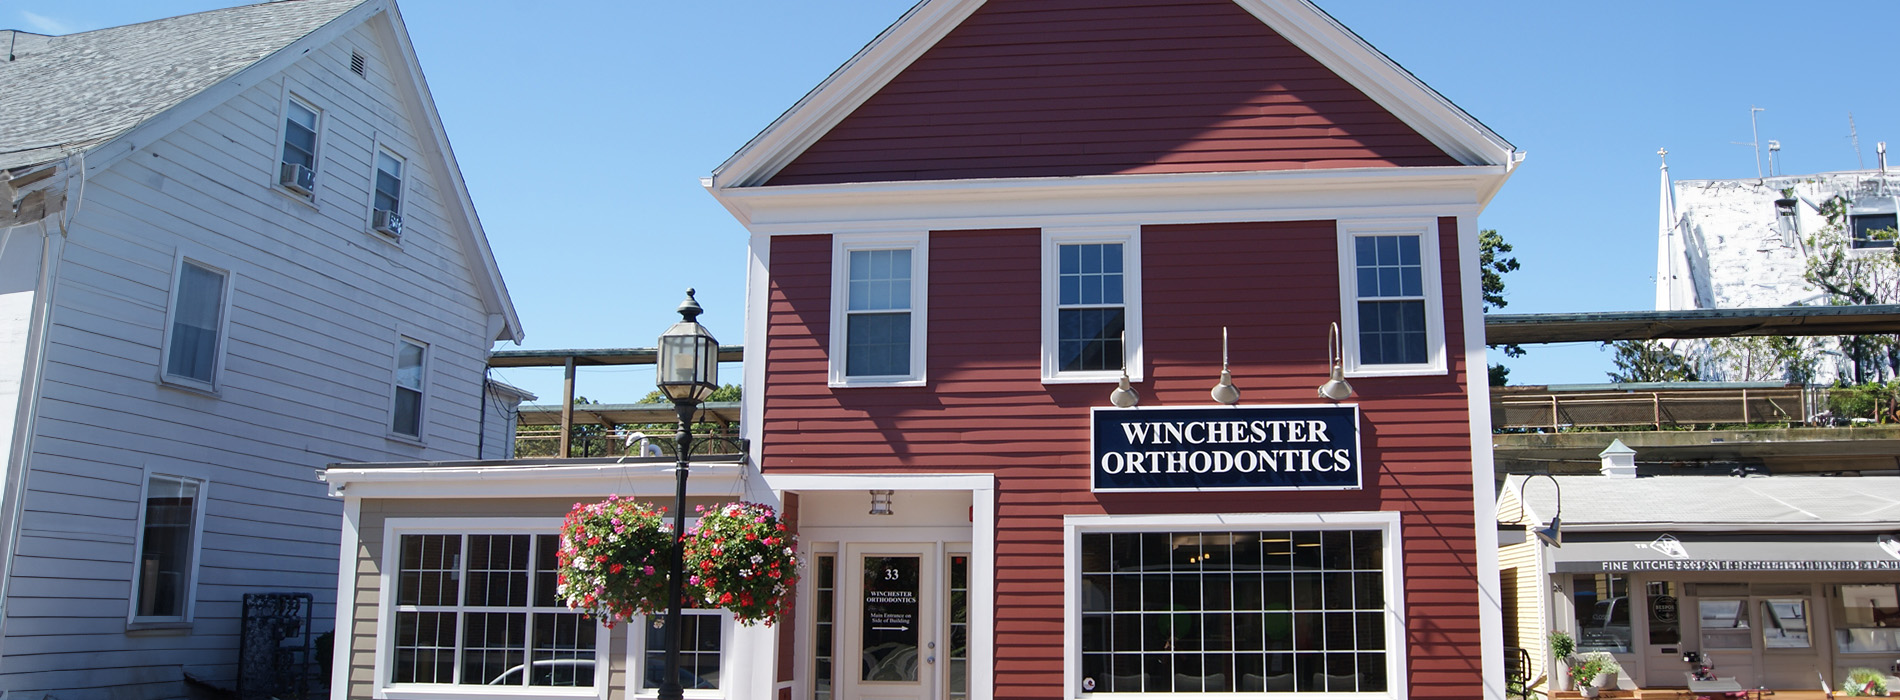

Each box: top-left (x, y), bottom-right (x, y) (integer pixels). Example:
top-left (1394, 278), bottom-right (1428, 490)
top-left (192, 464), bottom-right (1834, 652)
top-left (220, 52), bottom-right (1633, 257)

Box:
top-left (279, 162), bottom-right (316, 195)
top-left (372, 209), bottom-right (403, 238)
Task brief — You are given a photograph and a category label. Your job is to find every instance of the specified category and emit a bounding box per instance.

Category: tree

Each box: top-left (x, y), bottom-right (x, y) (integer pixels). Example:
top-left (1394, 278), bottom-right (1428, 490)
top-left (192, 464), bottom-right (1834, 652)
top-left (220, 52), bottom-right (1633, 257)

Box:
top-left (1481, 229), bottom-right (1526, 386)
top-left (1802, 193), bottom-right (1900, 383)
top-left (1604, 340), bottom-right (1699, 383)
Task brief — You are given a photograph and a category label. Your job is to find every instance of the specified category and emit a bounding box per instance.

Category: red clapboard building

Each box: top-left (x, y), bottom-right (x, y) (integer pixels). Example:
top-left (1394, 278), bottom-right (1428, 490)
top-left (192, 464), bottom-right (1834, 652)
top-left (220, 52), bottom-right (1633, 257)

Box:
top-left (707, 1), bottom-right (1520, 699)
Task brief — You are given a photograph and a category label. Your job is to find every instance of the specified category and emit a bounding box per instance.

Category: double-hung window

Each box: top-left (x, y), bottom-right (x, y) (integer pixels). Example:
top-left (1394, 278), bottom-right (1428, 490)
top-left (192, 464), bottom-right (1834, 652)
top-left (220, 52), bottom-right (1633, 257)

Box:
top-left (279, 96), bottom-right (321, 197)
top-left (130, 474), bottom-right (206, 624)
top-left (1068, 513), bottom-right (1401, 697)
top-left (384, 526), bottom-right (602, 692)
top-left (372, 149), bottom-right (405, 238)
top-left (1338, 220), bottom-right (1444, 376)
top-left (632, 608), bottom-right (727, 692)
top-left (1043, 228), bottom-right (1141, 383)
top-left (391, 338), bottom-right (428, 439)
top-left (161, 257), bottom-right (231, 391)
top-left (830, 233), bottom-right (927, 386)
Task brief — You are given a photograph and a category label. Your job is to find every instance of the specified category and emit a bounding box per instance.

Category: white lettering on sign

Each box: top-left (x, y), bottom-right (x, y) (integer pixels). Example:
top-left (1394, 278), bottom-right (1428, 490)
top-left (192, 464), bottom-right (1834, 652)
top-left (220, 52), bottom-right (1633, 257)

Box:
top-left (1118, 420), bottom-right (1332, 446)
top-left (1099, 449), bottom-right (1353, 475)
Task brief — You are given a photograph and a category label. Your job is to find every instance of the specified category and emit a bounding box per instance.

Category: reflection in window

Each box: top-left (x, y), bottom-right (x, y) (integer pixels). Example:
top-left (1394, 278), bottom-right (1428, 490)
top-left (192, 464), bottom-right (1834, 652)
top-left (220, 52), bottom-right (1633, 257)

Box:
top-left (390, 534), bottom-right (595, 687)
top-left (844, 249), bottom-right (913, 378)
top-left (1078, 530), bottom-right (1387, 694)
top-left (1836, 584), bottom-right (1900, 653)
top-left (1354, 234), bottom-right (1427, 365)
top-left (1571, 573), bottom-right (1631, 653)
top-left (1646, 580), bottom-right (1680, 645)
top-left (1699, 599), bottom-right (1752, 650)
top-left (1056, 243), bottom-right (1125, 373)
top-left (641, 610), bottom-right (723, 690)
top-left (949, 554), bottom-right (969, 700)
top-left (134, 475), bottom-right (202, 620)
top-left (1761, 598), bottom-right (1810, 649)
top-left (814, 555), bottom-right (836, 700)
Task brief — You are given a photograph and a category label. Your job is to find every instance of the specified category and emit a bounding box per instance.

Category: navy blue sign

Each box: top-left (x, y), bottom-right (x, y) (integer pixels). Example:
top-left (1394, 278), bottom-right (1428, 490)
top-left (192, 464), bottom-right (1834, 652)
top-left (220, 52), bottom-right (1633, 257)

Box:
top-left (1091, 405), bottom-right (1361, 492)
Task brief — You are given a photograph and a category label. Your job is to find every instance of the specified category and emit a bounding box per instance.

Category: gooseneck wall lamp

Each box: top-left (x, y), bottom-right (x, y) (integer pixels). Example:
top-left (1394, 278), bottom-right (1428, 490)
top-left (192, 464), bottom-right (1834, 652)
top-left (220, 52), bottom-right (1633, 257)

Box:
top-left (1211, 327), bottom-right (1240, 405)
top-left (1516, 473), bottom-right (1563, 548)
top-left (1318, 322), bottom-right (1354, 401)
top-left (654, 289), bottom-right (720, 700)
top-left (1109, 331), bottom-right (1139, 408)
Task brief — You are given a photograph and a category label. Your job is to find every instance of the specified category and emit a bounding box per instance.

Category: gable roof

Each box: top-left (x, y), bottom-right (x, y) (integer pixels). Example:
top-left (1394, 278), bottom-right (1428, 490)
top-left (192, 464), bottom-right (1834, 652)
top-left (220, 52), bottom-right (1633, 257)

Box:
top-left (0, 0), bottom-right (522, 342)
top-left (0, 0), bottom-right (365, 171)
top-left (712, 0), bottom-right (1517, 190)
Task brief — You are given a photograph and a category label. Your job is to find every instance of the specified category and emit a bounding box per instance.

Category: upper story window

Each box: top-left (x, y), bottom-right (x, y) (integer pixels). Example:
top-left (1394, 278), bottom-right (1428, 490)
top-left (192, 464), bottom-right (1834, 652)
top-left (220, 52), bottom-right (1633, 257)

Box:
top-left (161, 257), bottom-right (231, 391)
top-left (278, 96), bottom-right (321, 197)
top-left (829, 233), bottom-right (928, 387)
top-left (383, 527), bottom-right (603, 693)
top-left (391, 338), bottom-right (428, 439)
top-left (1043, 227), bottom-right (1142, 383)
top-left (1337, 220), bottom-right (1445, 377)
top-left (372, 149), bottom-right (405, 238)
top-left (1850, 208), bottom-right (1897, 249)
top-left (131, 473), bottom-right (206, 625)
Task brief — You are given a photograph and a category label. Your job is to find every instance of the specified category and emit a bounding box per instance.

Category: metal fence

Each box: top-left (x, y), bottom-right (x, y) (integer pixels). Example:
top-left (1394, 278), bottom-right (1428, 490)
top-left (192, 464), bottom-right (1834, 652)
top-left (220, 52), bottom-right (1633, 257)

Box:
top-left (1492, 385), bottom-right (1811, 431)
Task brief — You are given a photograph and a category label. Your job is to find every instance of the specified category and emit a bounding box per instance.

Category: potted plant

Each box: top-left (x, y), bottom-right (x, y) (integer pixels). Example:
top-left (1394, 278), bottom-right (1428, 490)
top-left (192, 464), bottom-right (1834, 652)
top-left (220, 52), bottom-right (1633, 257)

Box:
top-left (1841, 668), bottom-right (1890, 697)
top-left (1577, 652), bottom-right (1621, 691)
top-left (1549, 632), bottom-right (1576, 691)
top-left (554, 496), bottom-right (676, 625)
top-left (683, 501), bottom-right (800, 626)
top-left (1569, 654), bottom-right (1607, 698)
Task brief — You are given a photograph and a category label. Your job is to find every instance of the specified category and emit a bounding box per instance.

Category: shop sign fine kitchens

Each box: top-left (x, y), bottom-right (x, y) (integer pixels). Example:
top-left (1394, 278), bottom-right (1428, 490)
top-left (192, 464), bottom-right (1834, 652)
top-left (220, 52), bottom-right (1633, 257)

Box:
top-left (1091, 405), bottom-right (1361, 492)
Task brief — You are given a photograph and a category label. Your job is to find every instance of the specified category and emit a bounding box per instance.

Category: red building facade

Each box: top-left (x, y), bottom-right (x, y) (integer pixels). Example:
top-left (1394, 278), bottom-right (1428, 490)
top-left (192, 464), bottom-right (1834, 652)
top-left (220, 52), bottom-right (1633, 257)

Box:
top-left (709, 2), bottom-right (1519, 699)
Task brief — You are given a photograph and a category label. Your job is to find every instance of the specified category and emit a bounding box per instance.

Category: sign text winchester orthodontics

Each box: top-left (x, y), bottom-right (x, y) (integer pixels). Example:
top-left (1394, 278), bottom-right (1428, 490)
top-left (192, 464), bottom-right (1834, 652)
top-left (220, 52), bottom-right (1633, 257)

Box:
top-left (1091, 405), bottom-right (1361, 492)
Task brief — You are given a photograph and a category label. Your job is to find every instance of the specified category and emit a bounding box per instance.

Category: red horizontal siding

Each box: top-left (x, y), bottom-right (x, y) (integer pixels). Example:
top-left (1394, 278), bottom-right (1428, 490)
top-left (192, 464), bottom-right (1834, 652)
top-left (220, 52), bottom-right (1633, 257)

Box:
top-left (767, 0), bottom-right (1456, 186)
top-left (763, 219), bottom-right (1478, 698)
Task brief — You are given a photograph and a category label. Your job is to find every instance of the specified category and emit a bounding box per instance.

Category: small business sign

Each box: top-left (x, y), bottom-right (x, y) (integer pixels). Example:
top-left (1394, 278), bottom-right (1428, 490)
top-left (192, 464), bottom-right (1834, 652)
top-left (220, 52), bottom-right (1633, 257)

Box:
top-left (1091, 404), bottom-right (1361, 492)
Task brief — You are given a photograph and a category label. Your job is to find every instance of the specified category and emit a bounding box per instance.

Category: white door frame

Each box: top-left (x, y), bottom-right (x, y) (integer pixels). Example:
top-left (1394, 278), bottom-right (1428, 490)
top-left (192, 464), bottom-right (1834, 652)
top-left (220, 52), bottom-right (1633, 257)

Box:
top-left (843, 542), bottom-right (941, 700)
top-left (772, 474), bottom-right (995, 700)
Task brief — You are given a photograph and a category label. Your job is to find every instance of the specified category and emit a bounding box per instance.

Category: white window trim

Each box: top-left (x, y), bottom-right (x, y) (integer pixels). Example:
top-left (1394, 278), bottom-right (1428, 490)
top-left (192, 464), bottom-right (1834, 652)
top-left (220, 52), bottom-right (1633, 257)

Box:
top-left (274, 90), bottom-right (324, 203)
top-left (375, 517), bottom-right (610, 700)
top-left (1336, 219), bottom-right (1447, 378)
top-left (369, 140), bottom-right (408, 241)
top-left (126, 471), bottom-right (209, 627)
top-left (1062, 511), bottom-right (1407, 700)
top-left (1042, 226), bottom-right (1143, 384)
top-left (389, 336), bottom-right (430, 444)
top-left (829, 232), bottom-right (929, 387)
top-left (157, 250), bottom-right (235, 394)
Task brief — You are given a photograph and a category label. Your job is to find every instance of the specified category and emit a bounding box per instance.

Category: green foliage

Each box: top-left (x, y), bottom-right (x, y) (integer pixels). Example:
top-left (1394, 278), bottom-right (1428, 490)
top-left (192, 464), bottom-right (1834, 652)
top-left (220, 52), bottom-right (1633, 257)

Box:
top-left (1827, 381), bottom-right (1900, 422)
top-left (1568, 654), bottom-right (1607, 688)
top-left (636, 383), bottom-right (742, 404)
top-left (1481, 229), bottom-right (1526, 386)
top-left (1842, 668), bottom-right (1889, 696)
top-left (1577, 652), bottom-right (1621, 675)
top-left (1604, 340), bottom-right (1700, 383)
top-left (1548, 631), bottom-right (1575, 661)
top-left (1705, 335), bottom-right (1819, 384)
top-left (1802, 194), bottom-right (1900, 383)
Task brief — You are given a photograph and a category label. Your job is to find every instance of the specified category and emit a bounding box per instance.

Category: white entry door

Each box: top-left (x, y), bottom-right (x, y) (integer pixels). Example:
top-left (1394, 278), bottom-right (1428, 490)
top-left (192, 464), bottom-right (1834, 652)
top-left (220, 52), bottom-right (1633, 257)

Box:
top-left (842, 543), bottom-right (939, 700)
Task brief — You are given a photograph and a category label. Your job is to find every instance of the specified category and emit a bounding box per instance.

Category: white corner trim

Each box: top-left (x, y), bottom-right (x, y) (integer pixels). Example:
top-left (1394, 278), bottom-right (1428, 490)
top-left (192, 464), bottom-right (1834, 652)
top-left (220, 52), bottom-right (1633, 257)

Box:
top-left (743, 233), bottom-right (771, 465)
top-left (828, 232), bottom-right (929, 388)
top-left (1457, 213), bottom-right (1506, 700)
top-left (331, 495), bottom-right (361, 700)
top-left (1040, 226), bottom-right (1143, 384)
top-left (1336, 217), bottom-right (1448, 377)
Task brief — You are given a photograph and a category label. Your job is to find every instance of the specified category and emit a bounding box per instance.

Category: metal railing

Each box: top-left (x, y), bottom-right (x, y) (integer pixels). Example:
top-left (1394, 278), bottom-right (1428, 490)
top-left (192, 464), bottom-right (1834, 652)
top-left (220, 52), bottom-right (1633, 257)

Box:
top-left (1492, 384), bottom-right (1809, 431)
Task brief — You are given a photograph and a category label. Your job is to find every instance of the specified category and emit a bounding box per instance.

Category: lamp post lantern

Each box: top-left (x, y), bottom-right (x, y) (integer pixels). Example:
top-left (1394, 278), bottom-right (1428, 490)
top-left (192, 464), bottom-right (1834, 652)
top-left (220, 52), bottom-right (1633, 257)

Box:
top-left (655, 289), bottom-right (719, 700)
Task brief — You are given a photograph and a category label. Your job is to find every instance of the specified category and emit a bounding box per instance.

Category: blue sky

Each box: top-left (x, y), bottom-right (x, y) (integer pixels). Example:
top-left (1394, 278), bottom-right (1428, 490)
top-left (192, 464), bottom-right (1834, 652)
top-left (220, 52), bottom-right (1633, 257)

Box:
top-left (15, 1), bottom-right (1900, 403)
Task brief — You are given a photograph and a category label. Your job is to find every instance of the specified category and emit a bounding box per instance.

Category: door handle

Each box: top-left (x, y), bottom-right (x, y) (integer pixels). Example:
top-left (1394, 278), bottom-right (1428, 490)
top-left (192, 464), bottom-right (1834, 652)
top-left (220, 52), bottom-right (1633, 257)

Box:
top-left (927, 656), bottom-right (936, 664)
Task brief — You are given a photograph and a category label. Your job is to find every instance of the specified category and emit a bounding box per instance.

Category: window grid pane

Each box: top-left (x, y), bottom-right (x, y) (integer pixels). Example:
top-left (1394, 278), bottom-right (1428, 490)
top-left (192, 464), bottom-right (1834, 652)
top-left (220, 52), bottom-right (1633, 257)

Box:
top-left (845, 248), bottom-right (913, 378)
top-left (1079, 530), bottom-right (1387, 694)
top-left (135, 476), bottom-right (200, 618)
top-left (393, 341), bottom-right (426, 436)
top-left (391, 533), bottom-right (595, 687)
top-left (1057, 243), bottom-right (1126, 373)
top-left (1353, 233), bottom-right (1428, 367)
top-left (283, 101), bottom-right (317, 170)
top-left (375, 152), bottom-right (403, 214)
top-left (815, 555), bottom-right (836, 700)
top-left (644, 611), bottom-right (724, 690)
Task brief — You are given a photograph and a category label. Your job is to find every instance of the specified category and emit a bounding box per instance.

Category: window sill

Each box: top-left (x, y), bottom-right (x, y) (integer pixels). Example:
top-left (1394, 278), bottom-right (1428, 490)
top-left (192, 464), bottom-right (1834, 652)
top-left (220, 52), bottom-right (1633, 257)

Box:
top-left (379, 686), bottom-right (604, 700)
top-left (386, 432), bottom-right (428, 448)
top-left (828, 376), bottom-right (926, 389)
top-left (272, 184), bottom-right (320, 209)
top-left (126, 620), bottom-right (194, 635)
top-left (157, 375), bottom-right (220, 398)
top-left (1344, 362), bottom-right (1447, 379)
top-left (1042, 371), bottom-right (1139, 385)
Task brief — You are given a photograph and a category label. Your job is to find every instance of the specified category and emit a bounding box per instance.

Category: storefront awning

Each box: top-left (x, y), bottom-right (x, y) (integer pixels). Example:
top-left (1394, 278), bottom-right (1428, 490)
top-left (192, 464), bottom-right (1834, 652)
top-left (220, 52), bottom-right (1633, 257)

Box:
top-left (1550, 533), bottom-right (1900, 573)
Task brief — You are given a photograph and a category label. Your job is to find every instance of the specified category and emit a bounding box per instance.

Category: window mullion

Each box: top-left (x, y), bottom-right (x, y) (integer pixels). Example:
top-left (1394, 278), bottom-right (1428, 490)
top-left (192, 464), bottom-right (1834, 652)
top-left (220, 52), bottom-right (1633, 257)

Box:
top-left (451, 535), bottom-right (470, 685)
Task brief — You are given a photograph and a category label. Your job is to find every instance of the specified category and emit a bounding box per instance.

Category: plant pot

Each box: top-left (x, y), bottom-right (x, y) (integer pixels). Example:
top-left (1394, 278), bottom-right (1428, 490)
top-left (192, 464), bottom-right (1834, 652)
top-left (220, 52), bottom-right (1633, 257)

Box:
top-left (1580, 684), bottom-right (1600, 698)
top-left (1594, 669), bottom-right (1619, 690)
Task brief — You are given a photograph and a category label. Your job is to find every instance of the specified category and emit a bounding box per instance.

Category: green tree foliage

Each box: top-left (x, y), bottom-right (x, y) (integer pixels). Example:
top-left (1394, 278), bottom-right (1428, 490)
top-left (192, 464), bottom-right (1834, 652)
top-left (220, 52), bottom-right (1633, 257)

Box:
top-left (1802, 194), bottom-right (1900, 384)
top-left (1705, 335), bottom-right (1818, 384)
top-left (1603, 340), bottom-right (1699, 383)
top-left (1481, 229), bottom-right (1525, 386)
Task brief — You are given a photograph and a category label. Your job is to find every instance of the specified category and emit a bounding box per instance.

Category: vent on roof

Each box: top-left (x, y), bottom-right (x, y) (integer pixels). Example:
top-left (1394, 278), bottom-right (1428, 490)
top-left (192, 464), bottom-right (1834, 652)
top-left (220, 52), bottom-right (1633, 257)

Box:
top-left (349, 51), bottom-right (366, 77)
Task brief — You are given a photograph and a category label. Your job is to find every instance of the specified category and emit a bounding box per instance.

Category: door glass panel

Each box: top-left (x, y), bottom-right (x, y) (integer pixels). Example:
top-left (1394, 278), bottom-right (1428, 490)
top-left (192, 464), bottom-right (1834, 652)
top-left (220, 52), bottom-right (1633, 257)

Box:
top-left (949, 554), bottom-right (968, 700)
top-left (862, 555), bottom-right (921, 682)
top-left (1761, 598), bottom-right (1810, 649)
top-left (1700, 600), bottom-right (1752, 650)
top-left (814, 555), bottom-right (836, 700)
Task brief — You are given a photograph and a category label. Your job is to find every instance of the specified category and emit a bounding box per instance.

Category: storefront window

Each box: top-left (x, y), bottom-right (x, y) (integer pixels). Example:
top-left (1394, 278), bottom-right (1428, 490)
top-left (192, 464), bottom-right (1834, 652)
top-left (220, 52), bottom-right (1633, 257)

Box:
top-left (1077, 530), bottom-right (1388, 694)
top-left (1646, 581), bottom-right (1680, 645)
top-left (1761, 598), bottom-right (1810, 649)
top-left (1699, 600), bottom-right (1752, 650)
top-left (1836, 584), bottom-right (1900, 653)
top-left (389, 533), bottom-right (597, 688)
top-left (1571, 573), bottom-right (1631, 653)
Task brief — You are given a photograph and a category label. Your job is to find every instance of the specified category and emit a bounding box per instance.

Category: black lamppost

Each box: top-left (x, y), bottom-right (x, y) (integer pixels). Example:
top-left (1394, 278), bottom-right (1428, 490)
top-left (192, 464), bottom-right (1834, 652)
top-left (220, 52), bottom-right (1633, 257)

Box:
top-left (654, 289), bottom-right (719, 700)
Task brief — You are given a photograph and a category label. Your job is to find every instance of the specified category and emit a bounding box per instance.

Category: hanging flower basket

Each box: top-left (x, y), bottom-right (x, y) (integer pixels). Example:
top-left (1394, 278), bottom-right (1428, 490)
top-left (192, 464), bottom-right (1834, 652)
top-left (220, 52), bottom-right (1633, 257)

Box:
top-left (683, 501), bottom-right (799, 626)
top-left (555, 496), bottom-right (675, 625)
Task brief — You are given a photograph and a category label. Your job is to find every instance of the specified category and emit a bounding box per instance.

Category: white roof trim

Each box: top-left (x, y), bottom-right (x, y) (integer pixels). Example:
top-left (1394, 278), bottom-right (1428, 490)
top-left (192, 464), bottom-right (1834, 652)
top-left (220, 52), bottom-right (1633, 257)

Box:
top-left (709, 0), bottom-right (1519, 191)
top-left (323, 462), bottom-right (745, 499)
top-left (79, 0), bottom-right (523, 343)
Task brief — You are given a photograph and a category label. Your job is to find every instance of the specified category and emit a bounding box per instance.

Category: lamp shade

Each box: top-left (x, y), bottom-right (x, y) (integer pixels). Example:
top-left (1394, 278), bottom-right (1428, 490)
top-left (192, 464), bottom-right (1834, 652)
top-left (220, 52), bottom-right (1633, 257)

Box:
top-left (656, 289), bottom-right (720, 403)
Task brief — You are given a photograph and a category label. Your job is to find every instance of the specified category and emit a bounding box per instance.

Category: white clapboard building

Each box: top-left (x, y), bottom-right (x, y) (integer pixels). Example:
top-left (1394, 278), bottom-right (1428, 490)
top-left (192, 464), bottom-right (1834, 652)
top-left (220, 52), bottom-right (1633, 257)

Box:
top-left (0, 1), bottom-right (520, 697)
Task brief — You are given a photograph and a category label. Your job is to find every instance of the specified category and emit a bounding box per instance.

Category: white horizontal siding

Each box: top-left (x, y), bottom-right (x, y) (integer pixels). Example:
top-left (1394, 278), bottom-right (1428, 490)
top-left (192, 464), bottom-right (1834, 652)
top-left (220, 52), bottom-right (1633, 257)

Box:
top-left (3, 18), bottom-right (505, 700)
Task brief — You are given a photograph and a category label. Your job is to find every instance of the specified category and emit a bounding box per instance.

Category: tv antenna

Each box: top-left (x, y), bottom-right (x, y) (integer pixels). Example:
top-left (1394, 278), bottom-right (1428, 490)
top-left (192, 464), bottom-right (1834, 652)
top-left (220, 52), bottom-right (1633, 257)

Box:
top-left (1849, 112), bottom-right (1865, 170)
top-left (1731, 106), bottom-right (1765, 180)
top-left (1767, 140), bottom-right (1781, 177)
